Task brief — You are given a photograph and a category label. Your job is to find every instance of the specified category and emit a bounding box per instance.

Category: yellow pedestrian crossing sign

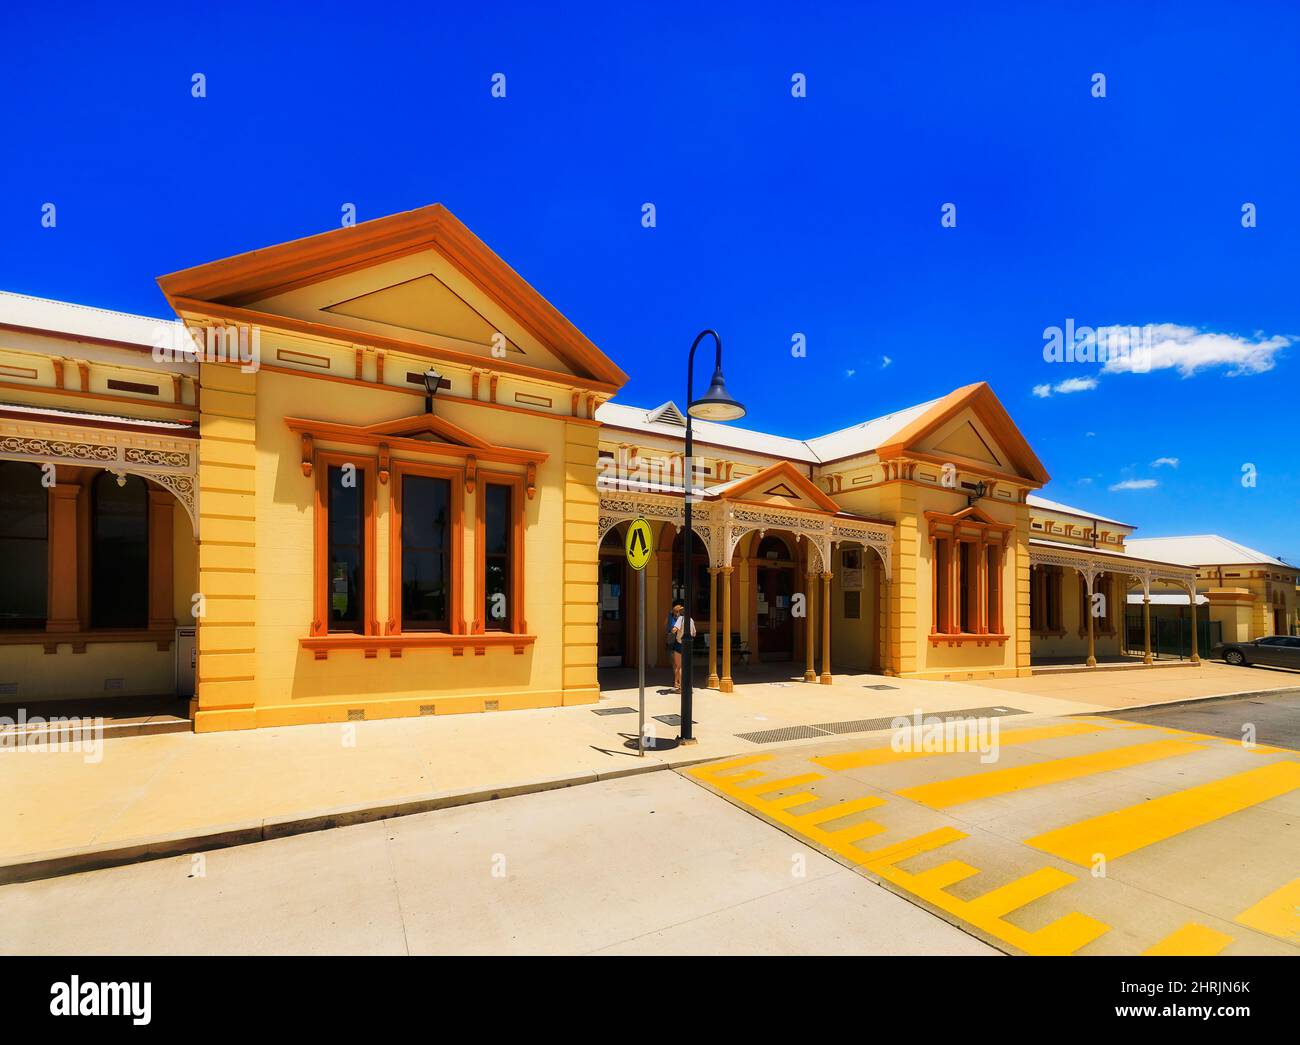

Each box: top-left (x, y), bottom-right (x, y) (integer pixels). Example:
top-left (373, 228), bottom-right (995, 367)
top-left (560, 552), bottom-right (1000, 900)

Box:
top-left (625, 518), bottom-right (653, 571)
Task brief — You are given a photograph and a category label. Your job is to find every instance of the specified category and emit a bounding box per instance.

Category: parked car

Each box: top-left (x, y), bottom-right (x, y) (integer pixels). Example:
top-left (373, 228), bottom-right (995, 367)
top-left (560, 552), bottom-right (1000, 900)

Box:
top-left (1211, 635), bottom-right (1300, 669)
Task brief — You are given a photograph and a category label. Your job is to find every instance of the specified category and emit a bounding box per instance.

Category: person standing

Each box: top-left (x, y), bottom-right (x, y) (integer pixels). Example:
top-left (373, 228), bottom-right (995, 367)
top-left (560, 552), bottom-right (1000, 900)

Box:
top-left (670, 598), bottom-right (696, 692)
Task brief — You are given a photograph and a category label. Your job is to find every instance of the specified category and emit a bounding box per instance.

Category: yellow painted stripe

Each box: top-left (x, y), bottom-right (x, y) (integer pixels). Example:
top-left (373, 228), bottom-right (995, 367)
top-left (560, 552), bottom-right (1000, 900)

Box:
top-left (1144, 923), bottom-right (1233, 956)
top-left (1235, 877), bottom-right (1300, 943)
top-left (1028, 761), bottom-right (1300, 865)
top-left (812, 721), bottom-right (1111, 772)
top-left (768, 792), bottom-right (820, 811)
top-left (793, 796), bottom-right (887, 826)
top-left (897, 739), bottom-right (1204, 809)
top-left (741, 773), bottom-right (823, 796)
top-left (694, 754), bottom-right (772, 778)
top-left (964, 867), bottom-right (1078, 919)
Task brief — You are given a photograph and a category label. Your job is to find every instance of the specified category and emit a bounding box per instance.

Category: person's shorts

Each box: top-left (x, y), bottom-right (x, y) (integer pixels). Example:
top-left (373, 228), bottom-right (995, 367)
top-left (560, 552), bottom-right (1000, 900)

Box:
top-left (672, 642), bottom-right (683, 654)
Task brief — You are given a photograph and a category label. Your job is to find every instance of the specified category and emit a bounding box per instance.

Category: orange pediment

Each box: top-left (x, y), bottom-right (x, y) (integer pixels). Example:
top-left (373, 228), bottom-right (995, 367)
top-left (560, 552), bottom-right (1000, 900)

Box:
top-left (715, 460), bottom-right (840, 513)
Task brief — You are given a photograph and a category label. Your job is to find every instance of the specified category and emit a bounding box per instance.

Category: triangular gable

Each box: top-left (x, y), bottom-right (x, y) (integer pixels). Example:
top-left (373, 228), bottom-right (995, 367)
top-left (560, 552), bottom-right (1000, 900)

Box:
top-left (323, 273), bottom-right (525, 356)
top-left (284, 408), bottom-right (547, 468)
top-left (877, 382), bottom-right (1049, 486)
top-left (716, 460), bottom-right (840, 513)
top-left (647, 401), bottom-right (686, 426)
top-left (365, 413), bottom-right (492, 449)
top-left (157, 204), bottom-right (628, 389)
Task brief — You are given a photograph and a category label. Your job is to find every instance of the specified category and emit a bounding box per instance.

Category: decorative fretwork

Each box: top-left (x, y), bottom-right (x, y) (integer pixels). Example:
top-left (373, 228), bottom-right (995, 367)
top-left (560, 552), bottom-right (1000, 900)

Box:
top-left (0, 420), bottom-right (199, 530)
top-left (597, 491), bottom-right (893, 577)
top-left (1028, 546), bottom-right (1196, 597)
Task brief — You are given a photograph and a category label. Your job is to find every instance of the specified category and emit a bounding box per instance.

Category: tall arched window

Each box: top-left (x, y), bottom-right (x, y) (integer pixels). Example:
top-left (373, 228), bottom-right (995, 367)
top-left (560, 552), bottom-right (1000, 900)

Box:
top-left (92, 473), bottom-right (149, 628)
top-left (0, 462), bottom-right (49, 628)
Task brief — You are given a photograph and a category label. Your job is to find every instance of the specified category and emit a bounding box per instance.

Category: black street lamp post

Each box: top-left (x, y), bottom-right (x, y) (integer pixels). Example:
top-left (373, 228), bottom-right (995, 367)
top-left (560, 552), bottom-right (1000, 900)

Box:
top-left (680, 329), bottom-right (746, 744)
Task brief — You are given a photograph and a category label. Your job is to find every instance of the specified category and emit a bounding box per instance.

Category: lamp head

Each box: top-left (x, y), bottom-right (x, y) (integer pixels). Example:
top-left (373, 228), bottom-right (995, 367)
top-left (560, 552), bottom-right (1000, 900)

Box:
top-left (688, 364), bottom-right (746, 422)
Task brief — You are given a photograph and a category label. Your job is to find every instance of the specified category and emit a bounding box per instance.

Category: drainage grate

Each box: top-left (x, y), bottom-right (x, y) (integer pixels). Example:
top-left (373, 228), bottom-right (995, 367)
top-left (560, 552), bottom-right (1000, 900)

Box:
top-left (814, 716), bottom-right (905, 735)
top-left (653, 714), bottom-right (697, 727)
top-left (942, 706), bottom-right (1027, 720)
top-left (736, 724), bottom-right (832, 744)
top-left (864, 684), bottom-right (899, 690)
top-left (592, 706), bottom-right (637, 716)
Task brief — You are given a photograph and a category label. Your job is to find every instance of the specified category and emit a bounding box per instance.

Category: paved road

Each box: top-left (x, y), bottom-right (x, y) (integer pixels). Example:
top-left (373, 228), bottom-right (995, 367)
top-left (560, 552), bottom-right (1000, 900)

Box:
top-left (0, 771), bottom-right (992, 956)
top-left (682, 709), bottom-right (1300, 955)
top-left (1108, 688), bottom-right (1300, 751)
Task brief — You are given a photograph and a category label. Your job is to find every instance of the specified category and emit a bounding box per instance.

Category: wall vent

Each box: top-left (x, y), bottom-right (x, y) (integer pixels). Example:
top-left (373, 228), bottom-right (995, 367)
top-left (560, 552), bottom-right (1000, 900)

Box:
top-left (484, 700), bottom-right (500, 712)
top-left (347, 709), bottom-right (365, 721)
top-left (104, 678), bottom-right (124, 691)
top-left (0, 682), bottom-right (17, 696)
top-left (419, 704), bottom-right (436, 716)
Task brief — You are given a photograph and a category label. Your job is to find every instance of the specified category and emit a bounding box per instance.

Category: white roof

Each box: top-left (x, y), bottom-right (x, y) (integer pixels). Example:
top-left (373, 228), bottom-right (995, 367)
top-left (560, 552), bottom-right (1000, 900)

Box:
top-left (594, 394), bottom-right (942, 465)
top-left (1027, 493), bottom-right (1132, 529)
top-left (1126, 535), bottom-right (1294, 569)
top-left (0, 290), bottom-right (180, 348)
top-left (1028, 537), bottom-right (1195, 573)
top-left (0, 401), bottom-right (196, 431)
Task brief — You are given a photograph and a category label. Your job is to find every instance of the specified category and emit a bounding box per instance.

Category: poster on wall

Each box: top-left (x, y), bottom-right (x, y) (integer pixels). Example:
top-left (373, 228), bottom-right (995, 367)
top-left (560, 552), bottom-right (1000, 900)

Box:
top-left (841, 548), bottom-right (864, 591)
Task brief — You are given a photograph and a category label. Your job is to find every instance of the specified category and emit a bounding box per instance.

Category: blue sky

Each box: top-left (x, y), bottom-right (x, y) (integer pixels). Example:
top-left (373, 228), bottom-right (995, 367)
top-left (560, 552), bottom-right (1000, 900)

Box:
top-left (1, 2), bottom-right (1296, 560)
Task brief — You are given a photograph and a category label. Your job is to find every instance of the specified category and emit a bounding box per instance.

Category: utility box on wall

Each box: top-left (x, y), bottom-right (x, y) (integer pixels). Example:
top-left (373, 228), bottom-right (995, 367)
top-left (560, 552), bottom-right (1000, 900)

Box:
top-left (176, 627), bottom-right (197, 698)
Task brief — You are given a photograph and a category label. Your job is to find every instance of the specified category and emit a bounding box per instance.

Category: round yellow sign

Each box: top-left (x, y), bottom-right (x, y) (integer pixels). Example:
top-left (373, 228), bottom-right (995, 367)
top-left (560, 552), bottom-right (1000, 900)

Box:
top-left (625, 518), bottom-right (654, 571)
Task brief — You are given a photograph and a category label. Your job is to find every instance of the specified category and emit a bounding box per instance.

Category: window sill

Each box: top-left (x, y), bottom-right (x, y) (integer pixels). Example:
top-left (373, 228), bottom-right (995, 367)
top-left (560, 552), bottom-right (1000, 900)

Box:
top-left (0, 629), bottom-right (175, 654)
top-left (928, 632), bottom-right (1009, 647)
top-left (301, 633), bottom-right (536, 660)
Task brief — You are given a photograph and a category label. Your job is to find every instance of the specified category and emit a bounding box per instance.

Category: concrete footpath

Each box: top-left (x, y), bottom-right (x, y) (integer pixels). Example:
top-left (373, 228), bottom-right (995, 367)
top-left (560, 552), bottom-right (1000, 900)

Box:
top-left (1, 661), bottom-right (1293, 884)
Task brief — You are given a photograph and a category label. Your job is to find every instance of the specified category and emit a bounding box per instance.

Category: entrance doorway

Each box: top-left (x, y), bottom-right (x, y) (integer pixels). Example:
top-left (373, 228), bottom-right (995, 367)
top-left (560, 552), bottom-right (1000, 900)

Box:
top-left (598, 553), bottom-right (627, 667)
top-left (755, 535), bottom-right (796, 661)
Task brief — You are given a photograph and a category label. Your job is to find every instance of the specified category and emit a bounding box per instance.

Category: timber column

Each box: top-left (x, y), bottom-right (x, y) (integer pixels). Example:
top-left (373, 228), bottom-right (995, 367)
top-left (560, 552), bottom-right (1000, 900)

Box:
top-left (720, 565), bottom-right (734, 692)
top-left (194, 359), bottom-right (259, 732)
top-left (1142, 592), bottom-right (1153, 665)
top-left (819, 570), bottom-right (833, 685)
top-left (804, 566), bottom-right (818, 681)
top-left (706, 567), bottom-right (719, 689)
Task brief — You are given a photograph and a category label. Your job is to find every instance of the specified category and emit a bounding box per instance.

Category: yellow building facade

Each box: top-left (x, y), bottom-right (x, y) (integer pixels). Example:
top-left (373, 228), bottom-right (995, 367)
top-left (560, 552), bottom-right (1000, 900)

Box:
top-left (0, 204), bottom-right (1291, 731)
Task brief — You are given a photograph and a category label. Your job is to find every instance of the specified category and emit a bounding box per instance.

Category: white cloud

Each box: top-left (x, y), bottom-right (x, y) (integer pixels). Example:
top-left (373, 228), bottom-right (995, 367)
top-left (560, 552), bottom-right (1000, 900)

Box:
top-left (880, 355), bottom-right (892, 369)
top-left (1151, 456), bottom-right (1179, 469)
top-left (1101, 323), bottom-right (1289, 378)
top-left (1034, 376), bottom-right (1098, 397)
top-left (845, 368), bottom-right (856, 378)
top-left (1109, 478), bottom-right (1158, 491)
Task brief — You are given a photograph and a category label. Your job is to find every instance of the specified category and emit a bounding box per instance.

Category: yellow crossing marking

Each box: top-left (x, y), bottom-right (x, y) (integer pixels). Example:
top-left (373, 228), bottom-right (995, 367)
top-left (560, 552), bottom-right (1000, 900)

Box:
top-left (1235, 877), bottom-right (1300, 943)
top-left (1027, 761), bottom-right (1300, 865)
top-left (798, 796), bottom-right (886, 825)
top-left (1143, 923), bottom-right (1233, 956)
top-left (691, 754), bottom-right (773, 778)
top-left (740, 773), bottom-right (823, 796)
top-left (896, 739), bottom-right (1205, 809)
top-left (812, 721), bottom-right (1113, 772)
top-left (686, 761), bottom-right (1109, 955)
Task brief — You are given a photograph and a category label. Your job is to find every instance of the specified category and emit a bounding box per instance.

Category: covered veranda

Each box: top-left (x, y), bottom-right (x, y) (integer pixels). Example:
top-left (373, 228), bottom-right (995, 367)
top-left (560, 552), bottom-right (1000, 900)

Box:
top-left (597, 471), bottom-right (893, 692)
top-left (1028, 539), bottom-right (1201, 669)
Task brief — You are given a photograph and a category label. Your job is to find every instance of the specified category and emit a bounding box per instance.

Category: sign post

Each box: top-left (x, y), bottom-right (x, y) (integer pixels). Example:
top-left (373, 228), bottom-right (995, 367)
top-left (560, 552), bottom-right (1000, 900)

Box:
top-left (624, 518), bottom-right (654, 756)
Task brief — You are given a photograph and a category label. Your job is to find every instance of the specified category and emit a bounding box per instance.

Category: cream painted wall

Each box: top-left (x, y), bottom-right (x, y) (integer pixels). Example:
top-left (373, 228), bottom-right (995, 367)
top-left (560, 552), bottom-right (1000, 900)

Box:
top-left (248, 369), bottom-right (573, 719)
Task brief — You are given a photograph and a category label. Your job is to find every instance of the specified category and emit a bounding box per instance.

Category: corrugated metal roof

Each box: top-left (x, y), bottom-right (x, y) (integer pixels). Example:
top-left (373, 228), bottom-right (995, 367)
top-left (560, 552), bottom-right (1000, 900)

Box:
top-left (0, 290), bottom-right (181, 348)
top-left (595, 394), bottom-right (943, 464)
top-left (1126, 535), bottom-right (1294, 569)
top-left (0, 401), bottom-right (196, 431)
top-left (1026, 493), bottom-right (1133, 529)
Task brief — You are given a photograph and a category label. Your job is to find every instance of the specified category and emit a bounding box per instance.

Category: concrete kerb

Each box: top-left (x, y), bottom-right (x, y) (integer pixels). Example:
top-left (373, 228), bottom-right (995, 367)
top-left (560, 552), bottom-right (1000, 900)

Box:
top-left (0, 753), bottom-right (723, 887)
